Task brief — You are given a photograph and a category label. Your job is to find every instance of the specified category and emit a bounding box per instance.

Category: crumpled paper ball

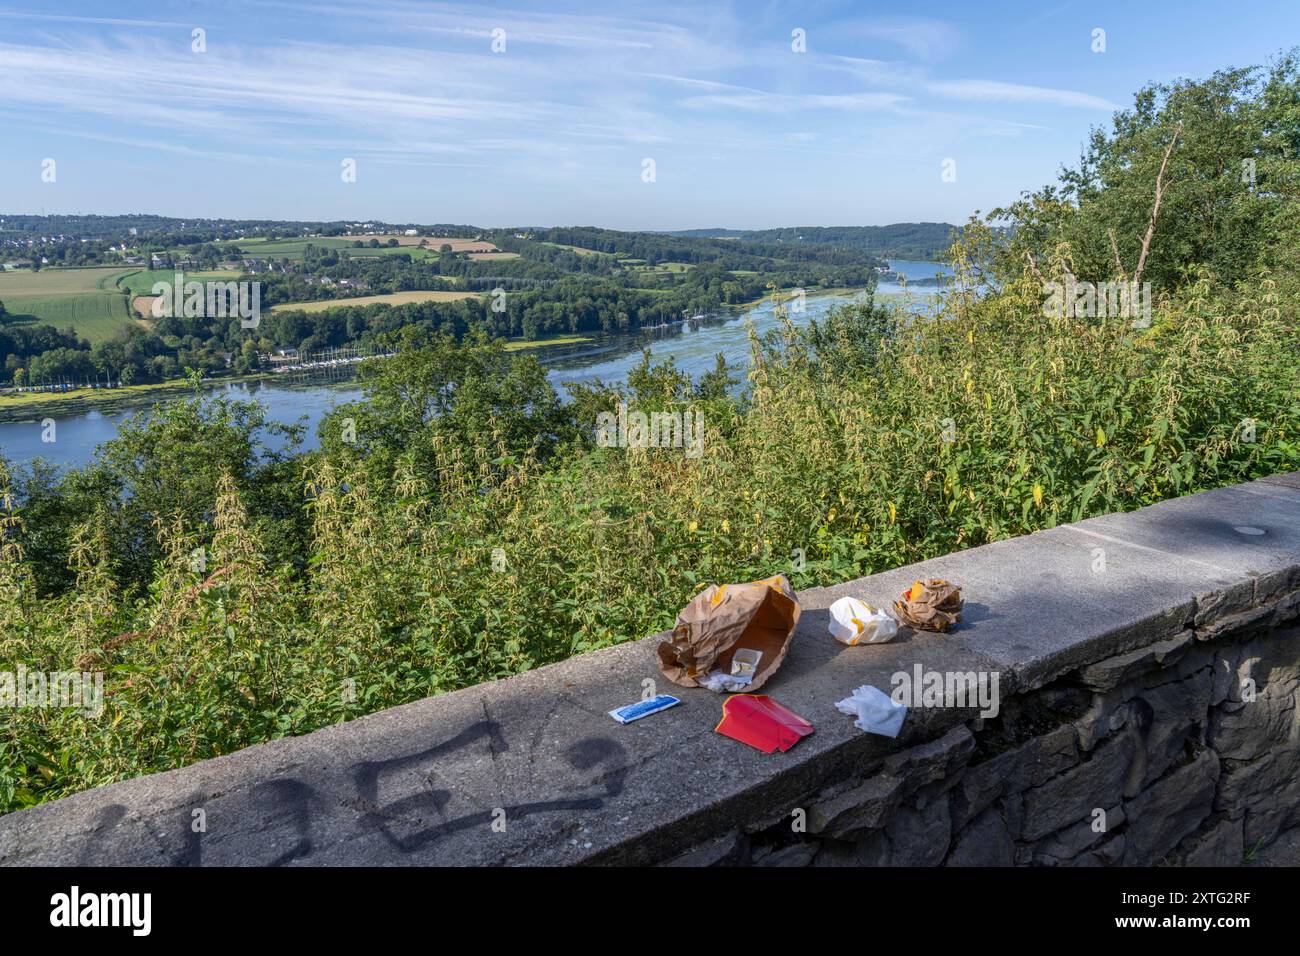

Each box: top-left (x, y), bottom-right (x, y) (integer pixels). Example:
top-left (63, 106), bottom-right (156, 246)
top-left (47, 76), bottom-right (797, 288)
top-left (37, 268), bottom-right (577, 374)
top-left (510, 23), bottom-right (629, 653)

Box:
top-left (892, 578), bottom-right (963, 632)
top-left (828, 596), bottom-right (899, 645)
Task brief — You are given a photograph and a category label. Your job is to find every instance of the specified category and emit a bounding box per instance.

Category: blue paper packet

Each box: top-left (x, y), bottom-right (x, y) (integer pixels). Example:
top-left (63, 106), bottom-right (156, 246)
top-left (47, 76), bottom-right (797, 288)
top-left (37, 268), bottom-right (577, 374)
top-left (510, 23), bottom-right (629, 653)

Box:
top-left (609, 694), bottom-right (681, 724)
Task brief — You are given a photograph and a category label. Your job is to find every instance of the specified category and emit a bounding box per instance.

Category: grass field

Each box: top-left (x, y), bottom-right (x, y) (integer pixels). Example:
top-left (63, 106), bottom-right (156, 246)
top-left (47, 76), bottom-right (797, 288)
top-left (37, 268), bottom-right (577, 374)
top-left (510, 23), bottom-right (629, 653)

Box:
top-left (117, 269), bottom-right (248, 319)
top-left (198, 236), bottom-right (504, 262)
top-left (270, 290), bottom-right (480, 313)
top-left (536, 241), bottom-right (604, 256)
top-left (622, 261), bottom-right (694, 274)
top-left (116, 269), bottom-right (243, 297)
top-left (202, 237), bottom-right (437, 261)
top-left (0, 267), bottom-right (137, 343)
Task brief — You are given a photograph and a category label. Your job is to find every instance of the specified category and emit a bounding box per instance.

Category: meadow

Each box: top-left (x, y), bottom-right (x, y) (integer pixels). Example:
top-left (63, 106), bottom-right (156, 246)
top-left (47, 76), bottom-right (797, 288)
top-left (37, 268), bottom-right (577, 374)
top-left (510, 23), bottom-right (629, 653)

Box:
top-left (115, 269), bottom-right (243, 297)
top-left (0, 267), bottom-right (136, 343)
top-left (197, 236), bottom-right (505, 262)
top-left (269, 289), bottom-right (481, 313)
top-left (116, 269), bottom-right (247, 319)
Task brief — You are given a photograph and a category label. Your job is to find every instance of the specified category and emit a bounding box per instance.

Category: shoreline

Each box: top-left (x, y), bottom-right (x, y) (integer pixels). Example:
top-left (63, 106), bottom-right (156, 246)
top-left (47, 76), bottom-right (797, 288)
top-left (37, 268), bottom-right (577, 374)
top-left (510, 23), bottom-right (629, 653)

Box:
top-left (0, 288), bottom-right (881, 425)
top-left (0, 332), bottom-right (598, 423)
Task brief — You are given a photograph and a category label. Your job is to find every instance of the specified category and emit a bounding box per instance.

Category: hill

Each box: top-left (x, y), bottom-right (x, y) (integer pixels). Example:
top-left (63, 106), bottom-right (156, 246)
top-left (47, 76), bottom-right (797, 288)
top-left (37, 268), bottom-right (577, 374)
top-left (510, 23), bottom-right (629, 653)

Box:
top-left (666, 223), bottom-right (960, 260)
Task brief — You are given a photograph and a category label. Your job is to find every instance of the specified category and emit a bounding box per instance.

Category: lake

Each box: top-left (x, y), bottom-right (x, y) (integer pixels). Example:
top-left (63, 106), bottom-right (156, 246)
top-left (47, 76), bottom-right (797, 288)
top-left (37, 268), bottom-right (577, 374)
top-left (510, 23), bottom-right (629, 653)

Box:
top-left (0, 260), bottom-right (951, 472)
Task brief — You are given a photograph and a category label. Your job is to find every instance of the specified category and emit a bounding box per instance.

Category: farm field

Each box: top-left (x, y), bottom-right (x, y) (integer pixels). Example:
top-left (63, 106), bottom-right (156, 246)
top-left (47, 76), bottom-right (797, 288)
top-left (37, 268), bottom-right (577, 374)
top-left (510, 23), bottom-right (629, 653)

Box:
top-left (118, 269), bottom-right (246, 318)
top-left (535, 241), bottom-right (604, 256)
top-left (193, 236), bottom-right (504, 262)
top-left (425, 238), bottom-right (499, 252)
top-left (269, 289), bottom-right (480, 313)
top-left (358, 234), bottom-right (486, 249)
top-left (200, 237), bottom-right (436, 261)
top-left (118, 268), bottom-right (242, 297)
top-left (0, 266), bottom-right (137, 343)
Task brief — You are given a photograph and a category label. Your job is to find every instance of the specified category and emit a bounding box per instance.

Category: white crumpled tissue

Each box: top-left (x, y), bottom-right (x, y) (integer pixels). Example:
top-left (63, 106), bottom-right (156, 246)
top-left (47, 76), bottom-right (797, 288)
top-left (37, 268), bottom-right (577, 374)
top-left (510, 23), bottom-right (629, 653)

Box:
top-left (835, 684), bottom-right (907, 737)
top-left (697, 670), bottom-right (753, 693)
top-left (828, 597), bottom-right (899, 646)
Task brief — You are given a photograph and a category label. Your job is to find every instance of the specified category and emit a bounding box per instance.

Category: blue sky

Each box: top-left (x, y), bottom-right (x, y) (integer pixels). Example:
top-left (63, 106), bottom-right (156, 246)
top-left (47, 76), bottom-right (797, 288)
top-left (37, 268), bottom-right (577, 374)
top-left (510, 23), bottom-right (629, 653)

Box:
top-left (0, 0), bottom-right (1295, 230)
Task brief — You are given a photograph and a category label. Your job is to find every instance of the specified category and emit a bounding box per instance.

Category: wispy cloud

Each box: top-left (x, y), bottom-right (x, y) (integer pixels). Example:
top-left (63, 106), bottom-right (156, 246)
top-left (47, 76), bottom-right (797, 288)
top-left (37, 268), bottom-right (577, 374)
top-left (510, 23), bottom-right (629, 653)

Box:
top-left (0, 10), bottom-right (187, 28)
top-left (645, 74), bottom-right (908, 112)
top-left (830, 16), bottom-right (963, 62)
top-left (0, 0), bottom-right (1185, 226)
top-left (925, 79), bottom-right (1120, 110)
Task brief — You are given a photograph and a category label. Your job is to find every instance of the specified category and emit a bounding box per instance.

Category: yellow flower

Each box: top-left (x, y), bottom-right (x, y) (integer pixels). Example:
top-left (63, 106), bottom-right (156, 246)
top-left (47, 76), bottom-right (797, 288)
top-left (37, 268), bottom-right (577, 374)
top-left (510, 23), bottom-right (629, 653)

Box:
top-left (888, 502), bottom-right (897, 524)
top-left (1095, 426), bottom-right (1107, 447)
top-left (1033, 484), bottom-right (1043, 507)
top-left (721, 519), bottom-right (730, 533)
top-left (688, 521), bottom-right (698, 532)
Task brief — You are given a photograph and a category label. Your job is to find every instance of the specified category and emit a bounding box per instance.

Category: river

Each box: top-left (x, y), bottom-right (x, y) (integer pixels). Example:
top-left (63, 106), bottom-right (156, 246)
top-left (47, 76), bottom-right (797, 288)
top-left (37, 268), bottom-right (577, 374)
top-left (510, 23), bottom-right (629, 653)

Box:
top-left (0, 260), bottom-right (951, 471)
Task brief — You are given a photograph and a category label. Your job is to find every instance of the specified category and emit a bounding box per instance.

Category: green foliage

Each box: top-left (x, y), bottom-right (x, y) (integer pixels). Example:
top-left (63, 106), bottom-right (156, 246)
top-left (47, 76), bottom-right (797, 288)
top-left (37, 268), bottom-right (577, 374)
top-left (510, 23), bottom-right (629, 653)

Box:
top-left (992, 50), bottom-right (1300, 291)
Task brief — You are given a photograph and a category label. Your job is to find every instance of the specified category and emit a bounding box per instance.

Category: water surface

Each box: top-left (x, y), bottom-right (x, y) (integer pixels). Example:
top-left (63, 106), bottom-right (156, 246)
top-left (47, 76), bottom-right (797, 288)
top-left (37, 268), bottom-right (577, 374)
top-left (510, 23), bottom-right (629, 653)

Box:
top-left (0, 260), bottom-right (950, 471)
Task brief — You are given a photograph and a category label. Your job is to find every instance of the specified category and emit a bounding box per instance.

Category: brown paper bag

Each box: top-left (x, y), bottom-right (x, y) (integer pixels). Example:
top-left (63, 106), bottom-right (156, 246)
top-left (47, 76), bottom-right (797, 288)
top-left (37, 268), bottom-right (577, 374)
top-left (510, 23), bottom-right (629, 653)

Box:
top-left (657, 575), bottom-right (801, 691)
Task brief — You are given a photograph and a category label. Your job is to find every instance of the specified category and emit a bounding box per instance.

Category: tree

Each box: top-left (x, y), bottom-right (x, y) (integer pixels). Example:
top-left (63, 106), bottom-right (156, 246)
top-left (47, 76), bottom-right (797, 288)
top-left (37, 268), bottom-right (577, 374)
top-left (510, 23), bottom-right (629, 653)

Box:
top-left (320, 331), bottom-right (571, 473)
top-left (992, 51), bottom-right (1300, 291)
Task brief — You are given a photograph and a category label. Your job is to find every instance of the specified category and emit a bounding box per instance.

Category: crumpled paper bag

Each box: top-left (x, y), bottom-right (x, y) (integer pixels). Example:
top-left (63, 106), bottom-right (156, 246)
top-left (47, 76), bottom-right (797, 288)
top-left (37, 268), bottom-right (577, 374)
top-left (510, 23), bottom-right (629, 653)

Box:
top-left (657, 575), bottom-right (800, 692)
top-left (828, 596), bottom-right (899, 645)
top-left (892, 578), bottom-right (963, 632)
top-left (835, 684), bottom-right (907, 737)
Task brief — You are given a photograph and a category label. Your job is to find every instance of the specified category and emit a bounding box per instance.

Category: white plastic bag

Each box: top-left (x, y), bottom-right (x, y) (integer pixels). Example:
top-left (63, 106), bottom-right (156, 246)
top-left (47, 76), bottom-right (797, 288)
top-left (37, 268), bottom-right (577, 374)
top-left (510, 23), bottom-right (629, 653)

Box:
top-left (835, 684), bottom-right (907, 737)
top-left (828, 597), bottom-right (899, 646)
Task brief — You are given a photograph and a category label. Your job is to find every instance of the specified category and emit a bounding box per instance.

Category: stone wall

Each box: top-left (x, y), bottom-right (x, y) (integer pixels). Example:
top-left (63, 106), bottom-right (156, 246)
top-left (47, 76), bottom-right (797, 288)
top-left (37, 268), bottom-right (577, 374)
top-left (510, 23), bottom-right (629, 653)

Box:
top-left (2, 473), bottom-right (1299, 866)
top-left (691, 613), bottom-right (1300, 867)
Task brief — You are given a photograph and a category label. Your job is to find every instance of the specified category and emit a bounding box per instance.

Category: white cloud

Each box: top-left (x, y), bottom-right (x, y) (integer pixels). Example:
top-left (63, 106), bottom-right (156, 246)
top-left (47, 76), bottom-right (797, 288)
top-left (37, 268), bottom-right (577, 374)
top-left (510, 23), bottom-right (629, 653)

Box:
top-left (646, 74), bottom-right (907, 113)
top-left (925, 79), bottom-right (1119, 110)
top-left (836, 17), bottom-right (963, 62)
